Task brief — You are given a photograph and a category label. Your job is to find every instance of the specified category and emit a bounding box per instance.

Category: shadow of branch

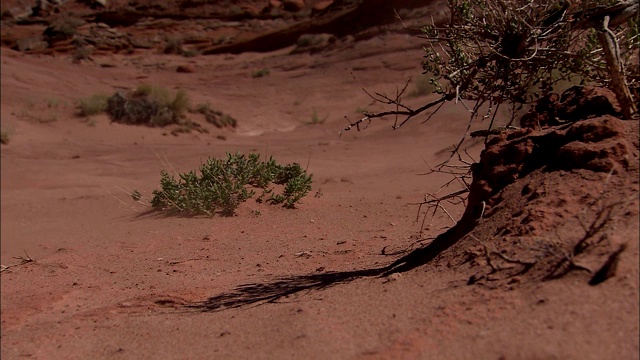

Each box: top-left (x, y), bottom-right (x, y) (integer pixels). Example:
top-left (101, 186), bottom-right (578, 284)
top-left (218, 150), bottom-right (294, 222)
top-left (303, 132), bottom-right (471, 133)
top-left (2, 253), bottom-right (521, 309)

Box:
top-left (188, 221), bottom-right (473, 313)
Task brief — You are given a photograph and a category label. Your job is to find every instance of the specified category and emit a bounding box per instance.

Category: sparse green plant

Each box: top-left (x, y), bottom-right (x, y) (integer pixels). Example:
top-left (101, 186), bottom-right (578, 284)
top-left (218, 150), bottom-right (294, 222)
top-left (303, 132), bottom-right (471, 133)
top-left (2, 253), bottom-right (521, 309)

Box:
top-left (77, 94), bottom-right (109, 117)
top-left (251, 69), bottom-right (271, 78)
top-left (164, 36), bottom-right (184, 55)
top-left (307, 109), bottom-right (327, 125)
top-left (292, 33), bottom-right (336, 53)
top-left (293, 94), bottom-right (308, 106)
top-left (229, 6), bottom-right (246, 17)
top-left (296, 34), bottom-right (317, 48)
top-left (193, 102), bottom-right (237, 128)
top-left (134, 84), bottom-right (168, 98)
top-left (43, 16), bottom-right (84, 44)
top-left (170, 120), bottom-right (209, 136)
top-left (268, 171), bottom-right (314, 208)
top-left (214, 35), bottom-right (233, 45)
top-left (194, 102), bottom-right (212, 113)
top-left (106, 85), bottom-right (190, 127)
top-left (73, 45), bottom-right (94, 62)
top-left (164, 36), bottom-right (200, 57)
top-left (143, 152), bottom-right (313, 216)
top-left (170, 89), bottom-right (190, 116)
top-left (181, 48), bottom-right (200, 58)
top-left (47, 98), bottom-right (60, 109)
top-left (131, 190), bottom-right (142, 202)
top-left (1, 130), bottom-right (10, 145)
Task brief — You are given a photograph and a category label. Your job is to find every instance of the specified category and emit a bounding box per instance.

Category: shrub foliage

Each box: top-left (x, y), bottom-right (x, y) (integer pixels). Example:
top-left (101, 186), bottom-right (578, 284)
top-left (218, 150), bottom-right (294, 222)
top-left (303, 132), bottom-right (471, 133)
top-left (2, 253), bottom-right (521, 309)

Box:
top-left (77, 94), bottom-right (109, 117)
top-left (144, 152), bottom-right (313, 216)
top-left (107, 85), bottom-right (189, 126)
top-left (420, 0), bottom-right (639, 119)
top-left (343, 0), bottom-right (638, 136)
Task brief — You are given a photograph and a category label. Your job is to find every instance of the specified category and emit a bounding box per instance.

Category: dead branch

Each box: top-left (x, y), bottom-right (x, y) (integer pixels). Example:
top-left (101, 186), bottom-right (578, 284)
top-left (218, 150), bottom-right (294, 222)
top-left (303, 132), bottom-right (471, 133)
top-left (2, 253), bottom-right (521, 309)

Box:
top-left (0, 251), bottom-right (35, 273)
top-left (340, 93), bottom-right (452, 136)
top-left (413, 187), bottom-right (469, 236)
top-left (544, 201), bottom-right (620, 280)
top-left (596, 14), bottom-right (638, 119)
top-left (470, 234), bottom-right (536, 274)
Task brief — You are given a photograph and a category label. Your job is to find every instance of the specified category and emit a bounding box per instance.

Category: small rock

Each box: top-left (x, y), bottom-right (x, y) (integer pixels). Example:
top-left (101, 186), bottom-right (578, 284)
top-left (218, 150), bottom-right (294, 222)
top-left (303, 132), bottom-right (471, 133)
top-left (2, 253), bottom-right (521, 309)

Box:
top-left (269, 0), bottom-right (282, 9)
top-left (383, 273), bottom-right (402, 283)
top-left (176, 65), bottom-right (195, 73)
top-left (15, 37), bottom-right (49, 52)
top-left (282, 0), bottom-right (305, 11)
top-left (312, 0), bottom-right (334, 12)
top-left (2, 7), bottom-right (33, 20)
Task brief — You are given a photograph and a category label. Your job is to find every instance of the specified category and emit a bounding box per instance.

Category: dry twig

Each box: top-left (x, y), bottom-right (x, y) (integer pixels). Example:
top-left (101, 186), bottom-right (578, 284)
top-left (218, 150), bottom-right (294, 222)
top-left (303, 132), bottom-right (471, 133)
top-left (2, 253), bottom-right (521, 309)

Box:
top-left (0, 250), bottom-right (35, 273)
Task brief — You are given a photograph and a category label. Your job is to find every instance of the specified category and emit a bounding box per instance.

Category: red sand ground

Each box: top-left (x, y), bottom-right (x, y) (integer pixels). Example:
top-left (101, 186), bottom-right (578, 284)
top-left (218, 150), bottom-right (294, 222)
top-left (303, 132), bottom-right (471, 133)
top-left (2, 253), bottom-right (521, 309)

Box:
top-left (1, 2), bottom-right (639, 359)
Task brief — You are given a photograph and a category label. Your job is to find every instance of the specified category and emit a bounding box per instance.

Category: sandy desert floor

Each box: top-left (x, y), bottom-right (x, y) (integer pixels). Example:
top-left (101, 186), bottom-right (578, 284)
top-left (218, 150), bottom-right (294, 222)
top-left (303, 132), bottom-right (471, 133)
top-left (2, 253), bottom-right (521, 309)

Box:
top-left (1, 2), bottom-right (639, 359)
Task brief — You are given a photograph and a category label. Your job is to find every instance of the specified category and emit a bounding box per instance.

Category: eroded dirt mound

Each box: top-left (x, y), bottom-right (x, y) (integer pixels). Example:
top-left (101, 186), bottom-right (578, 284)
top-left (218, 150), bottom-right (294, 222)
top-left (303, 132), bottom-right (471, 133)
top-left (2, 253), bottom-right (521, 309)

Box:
top-left (440, 87), bottom-right (639, 287)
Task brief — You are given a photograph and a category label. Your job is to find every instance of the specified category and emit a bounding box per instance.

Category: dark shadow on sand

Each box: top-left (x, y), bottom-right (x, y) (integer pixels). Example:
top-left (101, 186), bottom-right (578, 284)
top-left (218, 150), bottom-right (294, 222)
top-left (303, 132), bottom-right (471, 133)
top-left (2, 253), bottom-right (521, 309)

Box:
top-left (188, 221), bottom-right (473, 312)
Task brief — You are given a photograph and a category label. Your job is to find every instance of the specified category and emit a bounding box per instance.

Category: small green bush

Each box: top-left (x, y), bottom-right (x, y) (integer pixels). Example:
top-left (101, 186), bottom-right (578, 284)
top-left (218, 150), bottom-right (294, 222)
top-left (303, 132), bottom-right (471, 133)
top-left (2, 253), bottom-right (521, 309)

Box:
top-left (142, 152), bottom-right (313, 216)
top-left (292, 33), bottom-right (336, 54)
top-left (163, 37), bottom-right (200, 57)
top-left (296, 34), bottom-right (317, 48)
top-left (251, 69), bottom-right (271, 78)
top-left (170, 90), bottom-right (190, 116)
top-left (164, 37), bottom-right (184, 55)
top-left (307, 109), bottom-right (327, 125)
top-left (43, 16), bottom-right (84, 43)
top-left (193, 102), bottom-right (237, 128)
top-left (1, 130), bottom-right (10, 145)
top-left (181, 48), bottom-right (200, 58)
top-left (77, 94), bottom-right (109, 117)
top-left (107, 85), bottom-right (190, 127)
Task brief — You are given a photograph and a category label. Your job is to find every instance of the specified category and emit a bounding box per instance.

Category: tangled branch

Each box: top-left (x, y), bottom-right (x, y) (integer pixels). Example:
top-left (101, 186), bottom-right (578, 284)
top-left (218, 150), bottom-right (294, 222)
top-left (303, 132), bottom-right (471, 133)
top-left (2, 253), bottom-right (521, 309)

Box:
top-left (343, 0), bottom-right (639, 137)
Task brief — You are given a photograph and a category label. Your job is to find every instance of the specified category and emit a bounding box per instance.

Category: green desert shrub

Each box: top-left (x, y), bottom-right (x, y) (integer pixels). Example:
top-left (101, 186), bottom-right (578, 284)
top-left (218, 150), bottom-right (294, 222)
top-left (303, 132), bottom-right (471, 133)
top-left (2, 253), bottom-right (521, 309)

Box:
top-left (142, 152), bottom-right (312, 216)
top-left (43, 16), bottom-right (84, 44)
top-left (292, 33), bottom-right (336, 54)
top-left (251, 69), bottom-right (271, 78)
top-left (1, 130), bottom-right (10, 145)
top-left (77, 94), bottom-right (109, 117)
top-left (306, 109), bottom-right (327, 125)
top-left (193, 102), bottom-right (237, 128)
top-left (107, 85), bottom-right (190, 126)
top-left (163, 37), bottom-right (200, 57)
top-left (163, 37), bottom-right (184, 54)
